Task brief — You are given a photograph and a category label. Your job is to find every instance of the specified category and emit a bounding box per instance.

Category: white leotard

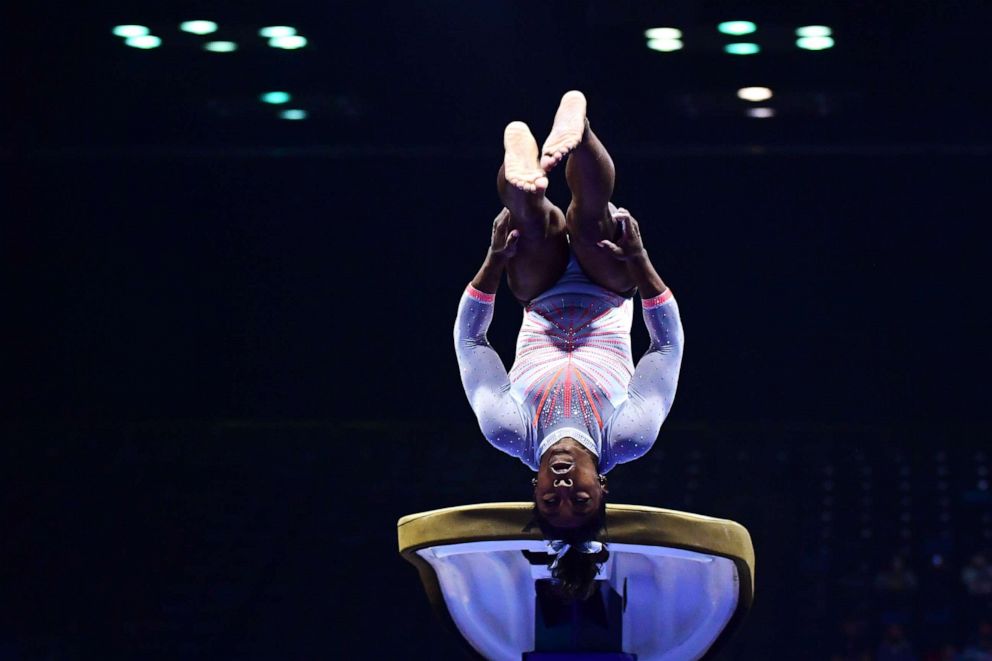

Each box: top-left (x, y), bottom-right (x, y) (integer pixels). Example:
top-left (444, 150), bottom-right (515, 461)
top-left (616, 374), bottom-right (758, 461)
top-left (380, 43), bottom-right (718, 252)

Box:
top-left (454, 255), bottom-right (684, 473)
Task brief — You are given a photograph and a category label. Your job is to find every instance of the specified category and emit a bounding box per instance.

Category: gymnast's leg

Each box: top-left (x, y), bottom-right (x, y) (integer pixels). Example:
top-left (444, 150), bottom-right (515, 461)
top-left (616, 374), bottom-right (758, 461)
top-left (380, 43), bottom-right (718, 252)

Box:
top-left (543, 91), bottom-right (634, 295)
top-left (498, 122), bottom-right (570, 303)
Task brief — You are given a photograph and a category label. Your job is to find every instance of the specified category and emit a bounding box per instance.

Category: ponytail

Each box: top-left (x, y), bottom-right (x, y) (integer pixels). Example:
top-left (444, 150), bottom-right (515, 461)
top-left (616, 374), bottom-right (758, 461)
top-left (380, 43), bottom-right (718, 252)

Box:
top-left (531, 499), bottom-right (609, 602)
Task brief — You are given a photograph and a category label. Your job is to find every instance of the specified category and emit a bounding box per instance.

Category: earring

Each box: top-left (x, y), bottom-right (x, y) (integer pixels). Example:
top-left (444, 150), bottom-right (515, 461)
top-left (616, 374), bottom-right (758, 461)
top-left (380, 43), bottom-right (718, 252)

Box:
top-left (598, 474), bottom-right (607, 485)
top-left (531, 477), bottom-right (538, 487)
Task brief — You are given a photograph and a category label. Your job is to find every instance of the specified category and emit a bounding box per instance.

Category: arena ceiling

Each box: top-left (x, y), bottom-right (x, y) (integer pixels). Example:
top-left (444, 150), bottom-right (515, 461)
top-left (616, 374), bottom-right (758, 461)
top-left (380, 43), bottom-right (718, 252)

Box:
top-left (7, 0), bottom-right (992, 157)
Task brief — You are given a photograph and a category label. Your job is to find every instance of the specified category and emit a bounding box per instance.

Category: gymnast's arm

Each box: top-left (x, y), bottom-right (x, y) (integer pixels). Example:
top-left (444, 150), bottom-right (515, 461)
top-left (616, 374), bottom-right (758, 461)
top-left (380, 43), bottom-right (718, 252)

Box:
top-left (453, 210), bottom-right (530, 457)
top-left (600, 209), bottom-right (685, 463)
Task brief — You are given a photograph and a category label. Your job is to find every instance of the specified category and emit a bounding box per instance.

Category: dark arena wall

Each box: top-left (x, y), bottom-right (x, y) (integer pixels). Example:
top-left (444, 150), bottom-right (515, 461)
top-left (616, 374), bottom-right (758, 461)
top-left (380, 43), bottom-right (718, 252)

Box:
top-left (4, 1), bottom-right (991, 658)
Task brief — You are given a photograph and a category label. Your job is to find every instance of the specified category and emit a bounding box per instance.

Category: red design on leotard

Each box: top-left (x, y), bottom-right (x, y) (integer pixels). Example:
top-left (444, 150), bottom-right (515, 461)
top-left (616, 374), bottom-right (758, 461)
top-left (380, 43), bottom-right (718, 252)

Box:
top-left (512, 296), bottom-right (634, 435)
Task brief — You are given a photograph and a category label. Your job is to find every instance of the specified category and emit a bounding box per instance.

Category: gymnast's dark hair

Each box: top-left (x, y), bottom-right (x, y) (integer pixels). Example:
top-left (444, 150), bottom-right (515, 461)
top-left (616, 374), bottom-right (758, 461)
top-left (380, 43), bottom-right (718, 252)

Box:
top-left (531, 498), bottom-right (609, 602)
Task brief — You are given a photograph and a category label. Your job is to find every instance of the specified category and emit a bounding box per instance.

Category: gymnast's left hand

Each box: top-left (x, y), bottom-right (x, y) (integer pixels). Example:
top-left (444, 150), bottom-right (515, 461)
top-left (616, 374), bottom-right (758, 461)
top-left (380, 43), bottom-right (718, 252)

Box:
top-left (489, 208), bottom-right (520, 260)
top-left (597, 207), bottom-right (647, 261)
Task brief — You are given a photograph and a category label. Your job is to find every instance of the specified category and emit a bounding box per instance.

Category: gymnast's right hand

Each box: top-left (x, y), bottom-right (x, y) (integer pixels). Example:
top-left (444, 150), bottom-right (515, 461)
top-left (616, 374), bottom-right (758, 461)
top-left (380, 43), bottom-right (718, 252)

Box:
top-left (489, 208), bottom-right (520, 260)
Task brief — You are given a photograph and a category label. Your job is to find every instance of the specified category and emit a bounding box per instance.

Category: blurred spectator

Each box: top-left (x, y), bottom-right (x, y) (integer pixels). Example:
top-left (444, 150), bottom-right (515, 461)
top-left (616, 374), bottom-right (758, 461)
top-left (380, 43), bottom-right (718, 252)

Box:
top-left (959, 619), bottom-right (992, 660)
top-left (921, 554), bottom-right (961, 651)
top-left (876, 623), bottom-right (917, 661)
top-left (876, 555), bottom-right (919, 626)
top-left (876, 555), bottom-right (919, 594)
top-left (963, 553), bottom-right (992, 632)
top-left (962, 553), bottom-right (992, 597)
top-left (830, 612), bottom-right (873, 661)
top-left (922, 643), bottom-right (960, 661)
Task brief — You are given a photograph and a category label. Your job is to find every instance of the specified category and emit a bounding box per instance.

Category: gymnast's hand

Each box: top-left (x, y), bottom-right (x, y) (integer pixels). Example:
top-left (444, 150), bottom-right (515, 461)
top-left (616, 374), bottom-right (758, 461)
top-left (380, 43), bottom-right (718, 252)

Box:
top-left (597, 207), bottom-right (647, 261)
top-left (489, 208), bottom-right (520, 261)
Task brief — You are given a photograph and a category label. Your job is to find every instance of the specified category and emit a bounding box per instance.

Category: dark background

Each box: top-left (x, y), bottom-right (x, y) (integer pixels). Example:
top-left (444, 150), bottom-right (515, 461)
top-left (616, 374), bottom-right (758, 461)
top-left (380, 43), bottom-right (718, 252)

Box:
top-left (3, 1), bottom-right (990, 658)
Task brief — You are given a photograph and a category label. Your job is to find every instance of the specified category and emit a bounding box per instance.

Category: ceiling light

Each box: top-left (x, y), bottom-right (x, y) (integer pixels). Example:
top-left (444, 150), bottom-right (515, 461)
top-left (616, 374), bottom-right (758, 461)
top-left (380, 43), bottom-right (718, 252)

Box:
top-left (747, 107), bottom-right (775, 119)
top-left (180, 20), bottom-right (218, 35)
top-left (279, 109), bottom-right (308, 120)
top-left (269, 35), bottom-right (307, 50)
top-left (112, 25), bottom-right (150, 38)
top-left (737, 87), bottom-right (773, 102)
top-left (718, 21), bottom-right (756, 36)
top-left (797, 36), bottom-right (835, 50)
top-left (796, 25), bottom-right (832, 38)
top-left (125, 35), bottom-right (162, 49)
top-left (261, 91), bottom-right (292, 104)
top-left (204, 41), bottom-right (238, 52)
top-left (644, 27), bottom-right (682, 40)
top-left (724, 43), bottom-right (760, 55)
top-left (259, 26), bottom-right (297, 38)
top-left (647, 38), bottom-right (683, 52)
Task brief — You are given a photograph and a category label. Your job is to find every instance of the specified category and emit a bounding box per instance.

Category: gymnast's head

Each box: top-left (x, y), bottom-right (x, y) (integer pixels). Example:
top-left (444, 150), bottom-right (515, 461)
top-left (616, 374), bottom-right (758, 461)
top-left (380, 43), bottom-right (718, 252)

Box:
top-left (532, 436), bottom-right (608, 529)
top-left (530, 437), bottom-right (610, 601)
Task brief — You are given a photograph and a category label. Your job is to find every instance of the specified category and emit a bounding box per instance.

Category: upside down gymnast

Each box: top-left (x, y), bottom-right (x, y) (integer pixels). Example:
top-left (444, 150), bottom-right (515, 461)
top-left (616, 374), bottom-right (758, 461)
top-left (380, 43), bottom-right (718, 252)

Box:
top-left (453, 91), bottom-right (685, 600)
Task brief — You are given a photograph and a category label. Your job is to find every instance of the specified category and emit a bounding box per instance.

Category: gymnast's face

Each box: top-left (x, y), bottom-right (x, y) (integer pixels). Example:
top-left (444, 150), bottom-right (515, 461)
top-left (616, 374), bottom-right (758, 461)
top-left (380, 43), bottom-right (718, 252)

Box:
top-left (534, 438), bottom-right (607, 528)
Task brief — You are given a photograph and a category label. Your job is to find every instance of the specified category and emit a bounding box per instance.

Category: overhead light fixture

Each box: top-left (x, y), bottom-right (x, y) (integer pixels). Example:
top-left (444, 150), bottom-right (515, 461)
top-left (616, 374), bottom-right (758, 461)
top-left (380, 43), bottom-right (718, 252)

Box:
top-left (279, 109), bottom-right (308, 120)
top-left (112, 25), bottom-right (150, 38)
top-left (717, 21), bottom-right (756, 36)
top-left (259, 26), bottom-right (297, 38)
top-left (647, 38), bottom-right (683, 52)
top-left (796, 25), bottom-right (832, 38)
top-left (269, 35), bottom-right (307, 50)
top-left (180, 20), bottom-right (218, 35)
top-left (204, 41), bottom-right (237, 52)
top-left (747, 107), bottom-right (775, 119)
top-left (125, 35), bottom-right (162, 49)
top-left (737, 87), bottom-right (773, 102)
top-left (797, 36), bottom-right (835, 50)
top-left (724, 43), bottom-right (760, 55)
top-left (261, 91), bottom-right (292, 104)
top-left (644, 27), bottom-right (682, 40)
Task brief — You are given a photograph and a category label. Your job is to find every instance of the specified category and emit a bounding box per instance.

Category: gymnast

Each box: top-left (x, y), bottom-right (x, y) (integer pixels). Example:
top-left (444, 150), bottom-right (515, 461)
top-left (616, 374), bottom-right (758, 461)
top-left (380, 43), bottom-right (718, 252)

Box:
top-left (454, 91), bottom-right (685, 600)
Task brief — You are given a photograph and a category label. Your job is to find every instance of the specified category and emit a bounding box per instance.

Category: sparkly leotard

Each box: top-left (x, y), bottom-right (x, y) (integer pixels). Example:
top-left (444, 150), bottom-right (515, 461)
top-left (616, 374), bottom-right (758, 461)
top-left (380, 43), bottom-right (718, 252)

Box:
top-left (454, 253), bottom-right (684, 473)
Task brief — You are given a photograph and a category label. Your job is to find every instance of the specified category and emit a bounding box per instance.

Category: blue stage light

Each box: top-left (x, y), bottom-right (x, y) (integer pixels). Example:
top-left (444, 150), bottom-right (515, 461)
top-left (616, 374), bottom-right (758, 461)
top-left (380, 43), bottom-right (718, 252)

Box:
top-left (647, 38), bottom-right (683, 52)
top-left (644, 27), bottom-right (682, 40)
top-left (796, 25), bottom-right (832, 38)
top-left (718, 21), bottom-right (756, 35)
top-left (261, 91), bottom-right (292, 104)
top-left (113, 25), bottom-right (149, 38)
top-left (204, 41), bottom-right (237, 52)
top-left (270, 35), bottom-right (307, 49)
top-left (125, 35), bottom-right (162, 49)
top-left (260, 26), bottom-right (297, 38)
top-left (724, 43), bottom-right (760, 55)
top-left (797, 36), bottom-right (835, 50)
top-left (180, 20), bottom-right (218, 35)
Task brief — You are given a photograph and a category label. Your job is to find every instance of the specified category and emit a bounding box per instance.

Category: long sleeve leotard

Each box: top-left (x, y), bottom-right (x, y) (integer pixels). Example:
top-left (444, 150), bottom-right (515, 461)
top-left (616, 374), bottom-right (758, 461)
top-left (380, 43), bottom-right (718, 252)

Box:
top-left (454, 282), bottom-right (683, 473)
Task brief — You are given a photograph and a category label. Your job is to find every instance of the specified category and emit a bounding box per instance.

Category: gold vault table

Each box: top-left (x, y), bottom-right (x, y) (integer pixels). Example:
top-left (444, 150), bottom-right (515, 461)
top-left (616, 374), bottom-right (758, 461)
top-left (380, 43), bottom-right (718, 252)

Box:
top-left (398, 502), bottom-right (755, 661)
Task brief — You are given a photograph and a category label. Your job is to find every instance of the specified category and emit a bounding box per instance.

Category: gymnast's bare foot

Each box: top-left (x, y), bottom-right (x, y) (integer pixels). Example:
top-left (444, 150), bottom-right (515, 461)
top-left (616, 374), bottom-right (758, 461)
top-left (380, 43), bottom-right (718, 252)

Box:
top-left (503, 122), bottom-right (549, 193)
top-left (541, 90), bottom-right (588, 172)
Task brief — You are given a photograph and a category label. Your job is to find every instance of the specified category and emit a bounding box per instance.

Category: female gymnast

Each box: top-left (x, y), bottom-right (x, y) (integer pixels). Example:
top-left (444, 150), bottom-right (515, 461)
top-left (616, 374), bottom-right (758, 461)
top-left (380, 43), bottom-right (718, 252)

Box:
top-left (454, 91), bottom-right (684, 600)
